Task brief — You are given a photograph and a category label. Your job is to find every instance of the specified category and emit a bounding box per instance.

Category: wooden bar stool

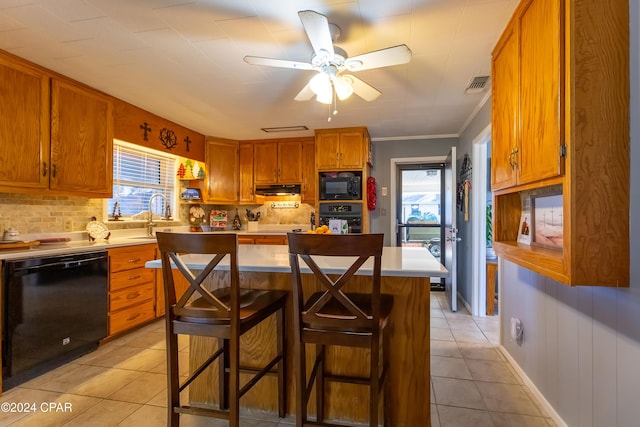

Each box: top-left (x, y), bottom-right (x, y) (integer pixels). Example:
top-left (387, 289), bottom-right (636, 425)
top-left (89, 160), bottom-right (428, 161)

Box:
top-left (287, 233), bottom-right (392, 427)
top-left (156, 232), bottom-right (288, 427)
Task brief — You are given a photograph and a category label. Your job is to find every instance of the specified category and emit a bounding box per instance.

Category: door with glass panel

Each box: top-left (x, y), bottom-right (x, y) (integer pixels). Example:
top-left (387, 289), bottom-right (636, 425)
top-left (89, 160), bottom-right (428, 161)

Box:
top-left (395, 163), bottom-right (445, 290)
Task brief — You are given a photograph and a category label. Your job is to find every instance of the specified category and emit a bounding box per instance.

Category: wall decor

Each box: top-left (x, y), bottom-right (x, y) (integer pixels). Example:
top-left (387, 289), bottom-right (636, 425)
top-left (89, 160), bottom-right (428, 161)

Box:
top-left (159, 128), bottom-right (178, 150)
top-left (532, 193), bottom-right (563, 249)
top-left (184, 136), bottom-right (191, 152)
top-left (140, 122), bottom-right (152, 141)
top-left (517, 212), bottom-right (532, 245)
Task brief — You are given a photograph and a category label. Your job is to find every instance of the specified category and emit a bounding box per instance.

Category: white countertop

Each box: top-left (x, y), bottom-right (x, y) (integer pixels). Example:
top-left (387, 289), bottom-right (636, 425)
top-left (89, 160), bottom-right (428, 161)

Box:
top-left (0, 224), bottom-right (310, 261)
top-left (146, 243), bottom-right (448, 278)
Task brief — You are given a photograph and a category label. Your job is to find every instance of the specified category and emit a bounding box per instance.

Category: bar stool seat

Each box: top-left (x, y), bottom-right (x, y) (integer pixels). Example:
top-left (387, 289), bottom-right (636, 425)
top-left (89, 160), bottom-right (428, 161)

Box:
top-left (287, 232), bottom-right (392, 427)
top-left (156, 232), bottom-right (287, 427)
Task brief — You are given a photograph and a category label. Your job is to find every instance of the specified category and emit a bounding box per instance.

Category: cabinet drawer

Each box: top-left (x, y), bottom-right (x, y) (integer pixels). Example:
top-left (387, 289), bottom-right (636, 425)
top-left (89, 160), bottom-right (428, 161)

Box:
top-left (109, 300), bottom-right (155, 336)
top-left (110, 282), bottom-right (155, 312)
top-left (110, 268), bottom-right (154, 292)
top-left (110, 248), bottom-right (156, 272)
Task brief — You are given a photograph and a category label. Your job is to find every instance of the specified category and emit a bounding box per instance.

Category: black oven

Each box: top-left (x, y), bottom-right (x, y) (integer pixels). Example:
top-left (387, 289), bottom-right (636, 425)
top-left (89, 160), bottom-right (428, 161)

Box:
top-left (319, 202), bottom-right (362, 233)
top-left (319, 175), bottom-right (362, 200)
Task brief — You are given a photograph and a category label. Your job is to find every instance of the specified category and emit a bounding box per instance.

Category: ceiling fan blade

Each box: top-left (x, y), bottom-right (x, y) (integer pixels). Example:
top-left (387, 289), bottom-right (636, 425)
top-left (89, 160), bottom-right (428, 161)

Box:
top-left (347, 75), bottom-right (382, 101)
top-left (244, 56), bottom-right (314, 70)
top-left (344, 44), bottom-right (412, 71)
top-left (294, 83), bottom-right (315, 101)
top-left (298, 10), bottom-right (334, 58)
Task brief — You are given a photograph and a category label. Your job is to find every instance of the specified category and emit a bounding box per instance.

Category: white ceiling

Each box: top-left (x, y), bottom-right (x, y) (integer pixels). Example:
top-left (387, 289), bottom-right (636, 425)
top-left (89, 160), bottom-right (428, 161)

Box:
top-left (0, 0), bottom-right (518, 141)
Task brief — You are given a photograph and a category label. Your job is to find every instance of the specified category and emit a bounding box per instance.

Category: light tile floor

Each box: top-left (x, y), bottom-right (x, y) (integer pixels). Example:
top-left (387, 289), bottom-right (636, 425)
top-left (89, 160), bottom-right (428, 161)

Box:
top-left (0, 292), bottom-right (554, 426)
top-left (430, 291), bottom-right (555, 427)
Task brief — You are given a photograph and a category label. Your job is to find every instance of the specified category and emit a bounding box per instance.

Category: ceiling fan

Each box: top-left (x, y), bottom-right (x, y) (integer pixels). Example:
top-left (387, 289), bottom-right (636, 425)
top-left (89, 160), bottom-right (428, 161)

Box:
top-left (244, 10), bottom-right (411, 107)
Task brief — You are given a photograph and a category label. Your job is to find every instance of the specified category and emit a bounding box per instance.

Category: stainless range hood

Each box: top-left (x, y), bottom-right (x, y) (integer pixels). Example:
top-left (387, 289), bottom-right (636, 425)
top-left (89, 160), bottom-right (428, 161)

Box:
top-left (254, 184), bottom-right (301, 196)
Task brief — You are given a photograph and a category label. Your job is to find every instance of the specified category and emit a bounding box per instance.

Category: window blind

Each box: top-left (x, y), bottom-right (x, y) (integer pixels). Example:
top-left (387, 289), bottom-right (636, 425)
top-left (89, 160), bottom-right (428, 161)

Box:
top-left (108, 142), bottom-right (176, 218)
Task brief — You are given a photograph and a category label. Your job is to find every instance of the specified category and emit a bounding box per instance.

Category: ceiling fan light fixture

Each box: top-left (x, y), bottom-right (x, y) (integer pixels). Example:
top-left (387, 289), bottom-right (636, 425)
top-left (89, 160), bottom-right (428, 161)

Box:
top-left (334, 75), bottom-right (354, 100)
top-left (310, 72), bottom-right (330, 95)
top-left (316, 90), bottom-right (332, 104)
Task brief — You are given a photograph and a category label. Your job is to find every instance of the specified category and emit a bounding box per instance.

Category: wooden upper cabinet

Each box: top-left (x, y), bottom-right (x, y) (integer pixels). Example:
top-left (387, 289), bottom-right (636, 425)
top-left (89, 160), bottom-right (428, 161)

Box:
top-left (277, 140), bottom-right (303, 183)
top-left (517, 0), bottom-right (562, 185)
top-left (50, 79), bottom-right (113, 197)
top-left (205, 138), bottom-right (238, 203)
top-left (491, 21), bottom-right (519, 190)
top-left (253, 139), bottom-right (303, 185)
top-left (0, 52), bottom-right (50, 191)
top-left (491, 0), bottom-right (629, 286)
top-left (301, 139), bottom-right (316, 203)
top-left (254, 141), bottom-right (278, 185)
top-left (315, 127), bottom-right (368, 170)
top-left (0, 52), bottom-right (113, 197)
top-left (238, 142), bottom-right (254, 203)
top-left (491, 0), bottom-right (563, 191)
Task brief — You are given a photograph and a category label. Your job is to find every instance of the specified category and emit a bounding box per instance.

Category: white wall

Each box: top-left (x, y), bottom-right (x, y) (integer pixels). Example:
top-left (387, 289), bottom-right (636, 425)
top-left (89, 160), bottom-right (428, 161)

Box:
top-left (500, 2), bottom-right (640, 425)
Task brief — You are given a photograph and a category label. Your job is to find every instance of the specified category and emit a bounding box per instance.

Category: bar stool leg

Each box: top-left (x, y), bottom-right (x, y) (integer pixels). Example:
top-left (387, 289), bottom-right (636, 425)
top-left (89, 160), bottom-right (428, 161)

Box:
top-left (167, 329), bottom-right (180, 427)
top-left (370, 339), bottom-right (380, 427)
top-left (277, 308), bottom-right (286, 418)
top-left (295, 339), bottom-right (307, 427)
top-left (218, 338), bottom-right (229, 410)
top-left (316, 344), bottom-right (325, 423)
top-left (383, 332), bottom-right (391, 427)
top-left (229, 335), bottom-right (240, 427)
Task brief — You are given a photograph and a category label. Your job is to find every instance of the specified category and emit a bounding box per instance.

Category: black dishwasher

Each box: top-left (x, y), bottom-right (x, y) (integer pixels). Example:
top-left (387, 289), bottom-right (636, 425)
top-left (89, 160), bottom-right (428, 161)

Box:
top-left (2, 251), bottom-right (108, 390)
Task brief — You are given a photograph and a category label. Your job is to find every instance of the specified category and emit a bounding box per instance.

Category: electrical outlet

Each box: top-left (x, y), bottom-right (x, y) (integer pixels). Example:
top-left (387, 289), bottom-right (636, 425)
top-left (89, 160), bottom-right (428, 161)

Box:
top-left (64, 219), bottom-right (73, 232)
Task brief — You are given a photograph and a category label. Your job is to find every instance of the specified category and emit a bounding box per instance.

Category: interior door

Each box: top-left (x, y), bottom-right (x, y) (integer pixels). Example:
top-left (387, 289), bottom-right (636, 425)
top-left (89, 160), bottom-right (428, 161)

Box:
top-left (444, 147), bottom-right (458, 311)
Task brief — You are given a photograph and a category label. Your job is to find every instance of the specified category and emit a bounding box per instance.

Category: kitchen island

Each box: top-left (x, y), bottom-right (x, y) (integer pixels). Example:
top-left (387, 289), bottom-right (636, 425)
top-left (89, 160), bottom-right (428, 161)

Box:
top-left (146, 242), bottom-right (447, 426)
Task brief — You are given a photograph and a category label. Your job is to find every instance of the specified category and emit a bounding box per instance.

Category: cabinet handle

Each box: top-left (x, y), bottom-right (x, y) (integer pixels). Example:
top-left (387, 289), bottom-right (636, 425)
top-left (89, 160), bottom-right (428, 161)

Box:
top-left (128, 258), bottom-right (141, 263)
top-left (127, 291), bottom-right (141, 300)
top-left (51, 164), bottom-right (57, 178)
top-left (127, 274), bottom-right (142, 281)
top-left (127, 313), bottom-right (141, 321)
top-left (508, 148), bottom-right (519, 170)
top-left (42, 162), bottom-right (48, 177)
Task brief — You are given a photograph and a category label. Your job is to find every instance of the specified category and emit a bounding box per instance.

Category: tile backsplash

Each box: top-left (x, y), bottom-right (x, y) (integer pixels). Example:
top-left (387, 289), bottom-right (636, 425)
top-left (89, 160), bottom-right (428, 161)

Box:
top-left (0, 193), bottom-right (104, 234)
top-left (0, 193), bottom-right (314, 234)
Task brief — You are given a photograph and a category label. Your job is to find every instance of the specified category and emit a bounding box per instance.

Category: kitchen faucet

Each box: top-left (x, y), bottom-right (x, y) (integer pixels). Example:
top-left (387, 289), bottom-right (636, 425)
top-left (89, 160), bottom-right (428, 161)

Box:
top-left (148, 193), bottom-right (168, 236)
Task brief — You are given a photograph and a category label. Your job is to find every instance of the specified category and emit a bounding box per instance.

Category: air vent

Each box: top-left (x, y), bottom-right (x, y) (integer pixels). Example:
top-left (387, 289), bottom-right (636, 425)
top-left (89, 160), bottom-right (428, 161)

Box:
top-left (465, 75), bottom-right (490, 94)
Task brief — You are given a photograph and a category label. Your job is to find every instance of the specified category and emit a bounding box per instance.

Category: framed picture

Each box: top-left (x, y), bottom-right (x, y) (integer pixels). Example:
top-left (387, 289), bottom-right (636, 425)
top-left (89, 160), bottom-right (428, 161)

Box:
top-left (532, 193), bottom-right (563, 249)
top-left (517, 212), bottom-right (532, 245)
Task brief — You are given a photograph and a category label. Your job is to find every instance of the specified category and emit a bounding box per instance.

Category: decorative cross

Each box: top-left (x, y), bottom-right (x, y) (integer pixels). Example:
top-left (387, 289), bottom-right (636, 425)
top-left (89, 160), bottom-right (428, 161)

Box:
top-left (184, 136), bottom-right (191, 152)
top-left (140, 122), bottom-right (152, 141)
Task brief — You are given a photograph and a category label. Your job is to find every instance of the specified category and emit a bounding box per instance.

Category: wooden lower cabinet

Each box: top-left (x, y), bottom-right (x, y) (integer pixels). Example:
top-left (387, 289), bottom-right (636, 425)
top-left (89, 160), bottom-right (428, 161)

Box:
top-left (238, 235), bottom-right (287, 245)
top-left (108, 244), bottom-right (157, 336)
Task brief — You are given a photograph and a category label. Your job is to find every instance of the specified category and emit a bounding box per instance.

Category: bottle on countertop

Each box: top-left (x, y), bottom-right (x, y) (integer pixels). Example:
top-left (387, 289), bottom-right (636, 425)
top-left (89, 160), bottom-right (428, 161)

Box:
top-left (310, 212), bottom-right (316, 231)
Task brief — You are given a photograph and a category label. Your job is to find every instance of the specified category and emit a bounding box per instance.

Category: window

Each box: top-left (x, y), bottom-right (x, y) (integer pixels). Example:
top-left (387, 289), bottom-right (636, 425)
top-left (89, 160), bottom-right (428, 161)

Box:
top-left (107, 140), bottom-right (177, 220)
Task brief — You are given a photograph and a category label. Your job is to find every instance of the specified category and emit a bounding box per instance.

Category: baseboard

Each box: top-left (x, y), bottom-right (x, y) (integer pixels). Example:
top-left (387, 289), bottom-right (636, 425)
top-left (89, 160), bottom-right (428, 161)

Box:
top-left (458, 291), bottom-right (472, 313)
top-left (498, 346), bottom-right (567, 427)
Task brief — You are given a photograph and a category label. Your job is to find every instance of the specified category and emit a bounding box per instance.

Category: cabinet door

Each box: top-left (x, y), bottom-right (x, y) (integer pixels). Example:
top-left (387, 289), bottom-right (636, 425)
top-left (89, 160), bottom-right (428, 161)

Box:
top-left (339, 130), bottom-right (365, 169)
top-left (518, 0), bottom-right (563, 185)
top-left (239, 142), bottom-right (254, 202)
top-left (491, 20), bottom-right (519, 191)
top-left (277, 140), bottom-right (303, 183)
top-left (0, 54), bottom-right (50, 190)
top-left (301, 139), bottom-right (316, 203)
top-left (205, 139), bottom-right (238, 202)
top-left (50, 79), bottom-right (113, 196)
top-left (315, 132), bottom-right (340, 169)
top-left (254, 141), bottom-right (279, 184)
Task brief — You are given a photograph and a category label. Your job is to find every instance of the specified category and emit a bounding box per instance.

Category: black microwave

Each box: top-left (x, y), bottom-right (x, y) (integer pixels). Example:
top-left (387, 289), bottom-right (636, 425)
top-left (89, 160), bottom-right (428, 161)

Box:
top-left (319, 175), bottom-right (362, 200)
